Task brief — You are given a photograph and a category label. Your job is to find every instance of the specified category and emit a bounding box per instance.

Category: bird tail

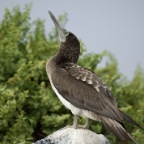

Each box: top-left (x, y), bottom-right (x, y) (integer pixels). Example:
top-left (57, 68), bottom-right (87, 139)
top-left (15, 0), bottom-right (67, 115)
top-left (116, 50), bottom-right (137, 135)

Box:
top-left (101, 117), bottom-right (136, 144)
top-left (120, 110), bottom-right (144, 130)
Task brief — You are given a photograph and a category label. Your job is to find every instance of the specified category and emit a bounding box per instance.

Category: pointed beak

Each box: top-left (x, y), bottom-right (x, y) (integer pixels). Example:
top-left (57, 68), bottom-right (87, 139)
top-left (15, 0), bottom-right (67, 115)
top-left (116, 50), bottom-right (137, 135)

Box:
top-left (48, 11), bottom-right (69, 42)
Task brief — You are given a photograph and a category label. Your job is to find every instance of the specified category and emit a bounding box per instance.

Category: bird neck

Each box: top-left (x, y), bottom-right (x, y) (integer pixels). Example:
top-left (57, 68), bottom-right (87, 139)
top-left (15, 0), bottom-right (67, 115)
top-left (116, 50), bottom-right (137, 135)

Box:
top-left (54, 38), bottom-right (80, 65)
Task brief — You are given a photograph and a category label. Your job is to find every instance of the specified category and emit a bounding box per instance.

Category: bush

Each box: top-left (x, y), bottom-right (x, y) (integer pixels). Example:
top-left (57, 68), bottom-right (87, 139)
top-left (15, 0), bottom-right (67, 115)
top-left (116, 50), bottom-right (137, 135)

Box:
top-left (0, 6), bottom-right (144, 144)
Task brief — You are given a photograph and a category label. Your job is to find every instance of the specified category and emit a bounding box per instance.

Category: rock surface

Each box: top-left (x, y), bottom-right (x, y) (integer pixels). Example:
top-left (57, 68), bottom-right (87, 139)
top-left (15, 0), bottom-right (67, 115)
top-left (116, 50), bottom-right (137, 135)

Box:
top-left (33, 127), bottom-right (110, 144)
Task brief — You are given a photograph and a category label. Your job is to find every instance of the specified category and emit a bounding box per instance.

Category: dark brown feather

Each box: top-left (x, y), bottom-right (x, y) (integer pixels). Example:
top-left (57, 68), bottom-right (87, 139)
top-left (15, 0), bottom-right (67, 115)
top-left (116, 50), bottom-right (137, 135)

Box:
top-left (120, 110), bottom-right (144, 130)
top-left (51, 63), bottom-right (124, 121)
top-left (101, 117), bottom-right (136, 143)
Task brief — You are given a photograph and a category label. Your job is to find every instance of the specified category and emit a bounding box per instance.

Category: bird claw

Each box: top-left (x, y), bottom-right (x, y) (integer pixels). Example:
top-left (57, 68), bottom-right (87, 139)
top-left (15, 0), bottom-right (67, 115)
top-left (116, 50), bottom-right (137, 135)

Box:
top-left (77, 124), bottom-right (89, 129)
top-left (65, 124), bottom-right (89, 129)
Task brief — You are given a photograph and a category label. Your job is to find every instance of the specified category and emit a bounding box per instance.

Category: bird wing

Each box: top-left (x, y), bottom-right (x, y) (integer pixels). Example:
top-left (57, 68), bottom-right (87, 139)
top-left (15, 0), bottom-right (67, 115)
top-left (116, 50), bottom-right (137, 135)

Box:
top-left (51, 63), bottom-right (123, 121)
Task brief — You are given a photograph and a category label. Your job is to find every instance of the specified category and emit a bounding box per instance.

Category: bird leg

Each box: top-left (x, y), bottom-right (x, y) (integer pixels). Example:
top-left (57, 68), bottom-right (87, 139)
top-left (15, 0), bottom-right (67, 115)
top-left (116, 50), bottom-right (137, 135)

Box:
top-left (73, 116), bottom-right (89, 129)
top-left (65, 115), bottom-right (79, 129)
top-left (78, 118), bottom-right (89, 129)
top-left (82, 118), bottom-right (89, 129)
top-left (66, 116), bottom-right (89, 129)
top-left (72, 115), bottom-right (79, 129)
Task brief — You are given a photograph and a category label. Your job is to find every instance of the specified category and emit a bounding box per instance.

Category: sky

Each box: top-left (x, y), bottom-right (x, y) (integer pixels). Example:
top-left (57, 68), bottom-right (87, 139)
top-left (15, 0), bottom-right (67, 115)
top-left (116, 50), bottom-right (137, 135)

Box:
top-left (0, 0), bottom-right (144, 80)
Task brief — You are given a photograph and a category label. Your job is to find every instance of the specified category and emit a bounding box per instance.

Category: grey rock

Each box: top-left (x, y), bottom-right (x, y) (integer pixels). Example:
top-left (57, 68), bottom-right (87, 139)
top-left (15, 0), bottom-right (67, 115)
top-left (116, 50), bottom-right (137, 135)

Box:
top-left (33, 127), bottom-right (110, 144)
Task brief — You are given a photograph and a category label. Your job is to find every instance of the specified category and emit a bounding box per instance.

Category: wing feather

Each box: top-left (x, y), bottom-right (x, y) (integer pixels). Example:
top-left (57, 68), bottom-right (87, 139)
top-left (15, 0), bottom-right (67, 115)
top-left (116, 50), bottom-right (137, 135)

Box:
top-left (51, 63), bottom-right (123, 121)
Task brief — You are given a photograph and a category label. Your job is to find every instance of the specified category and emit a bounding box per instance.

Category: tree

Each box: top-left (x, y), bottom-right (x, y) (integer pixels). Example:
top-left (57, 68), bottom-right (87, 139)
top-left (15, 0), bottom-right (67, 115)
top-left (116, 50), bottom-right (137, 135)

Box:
top-left (0, 6), bottom-right (143, 144)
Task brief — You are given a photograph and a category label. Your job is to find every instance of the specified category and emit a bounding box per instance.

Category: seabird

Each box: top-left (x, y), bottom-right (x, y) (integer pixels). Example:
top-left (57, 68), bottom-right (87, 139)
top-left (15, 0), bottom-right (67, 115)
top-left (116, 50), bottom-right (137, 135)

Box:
top-left (46, 11), bottom-right (143, 143)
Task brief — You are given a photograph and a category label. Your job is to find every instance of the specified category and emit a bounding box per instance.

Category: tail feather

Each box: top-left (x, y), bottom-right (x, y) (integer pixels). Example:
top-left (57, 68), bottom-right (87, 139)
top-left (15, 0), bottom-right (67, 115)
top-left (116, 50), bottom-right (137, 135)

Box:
top-left (101, 117), bottom-right (136, 144)
top-left (120, 111), bottom-right (144, 130)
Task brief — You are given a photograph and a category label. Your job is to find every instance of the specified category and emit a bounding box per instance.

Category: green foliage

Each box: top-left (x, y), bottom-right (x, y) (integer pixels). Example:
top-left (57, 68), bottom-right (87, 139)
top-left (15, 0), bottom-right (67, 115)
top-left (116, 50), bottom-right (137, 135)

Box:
top-left (0, 6), bottom-right (144, 144)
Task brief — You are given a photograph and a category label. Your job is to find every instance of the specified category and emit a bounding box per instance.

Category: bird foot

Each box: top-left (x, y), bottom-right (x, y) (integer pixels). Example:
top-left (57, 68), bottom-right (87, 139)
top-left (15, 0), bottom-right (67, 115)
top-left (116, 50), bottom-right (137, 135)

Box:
top-left (65, 124), bottom-right (89, 129)
top-left (78, 124), bottom-right (89, 129)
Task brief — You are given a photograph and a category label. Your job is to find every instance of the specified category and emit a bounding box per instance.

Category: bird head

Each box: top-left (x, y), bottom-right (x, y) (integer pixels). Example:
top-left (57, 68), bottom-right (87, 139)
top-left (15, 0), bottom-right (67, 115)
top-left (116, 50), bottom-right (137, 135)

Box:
top-left (48, 11), bottom-right (80, 64)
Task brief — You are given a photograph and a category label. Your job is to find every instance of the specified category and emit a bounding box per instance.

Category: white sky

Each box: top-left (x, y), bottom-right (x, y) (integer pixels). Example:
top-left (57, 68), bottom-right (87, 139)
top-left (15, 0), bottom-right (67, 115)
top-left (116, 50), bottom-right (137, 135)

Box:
top-left (0, 0), bottom-right (144, 79)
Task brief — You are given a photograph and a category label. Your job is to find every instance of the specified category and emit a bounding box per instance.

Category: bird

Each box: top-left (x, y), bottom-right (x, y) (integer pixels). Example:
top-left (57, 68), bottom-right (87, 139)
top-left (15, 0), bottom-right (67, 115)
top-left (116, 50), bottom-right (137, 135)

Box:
top-left (46, 11), bottom-right (143, 143)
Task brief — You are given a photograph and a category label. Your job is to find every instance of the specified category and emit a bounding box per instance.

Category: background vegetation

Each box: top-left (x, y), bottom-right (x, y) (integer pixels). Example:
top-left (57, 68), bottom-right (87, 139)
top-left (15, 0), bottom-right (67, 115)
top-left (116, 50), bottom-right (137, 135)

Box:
top-left (0, 6), bottom-right (144, 144)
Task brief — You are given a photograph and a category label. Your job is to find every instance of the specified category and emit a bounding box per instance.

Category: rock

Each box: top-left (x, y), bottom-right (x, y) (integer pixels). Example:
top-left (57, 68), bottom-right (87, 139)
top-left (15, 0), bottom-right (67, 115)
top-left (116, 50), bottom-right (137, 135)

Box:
top-left (33, 127), bottom-right (110, 144)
